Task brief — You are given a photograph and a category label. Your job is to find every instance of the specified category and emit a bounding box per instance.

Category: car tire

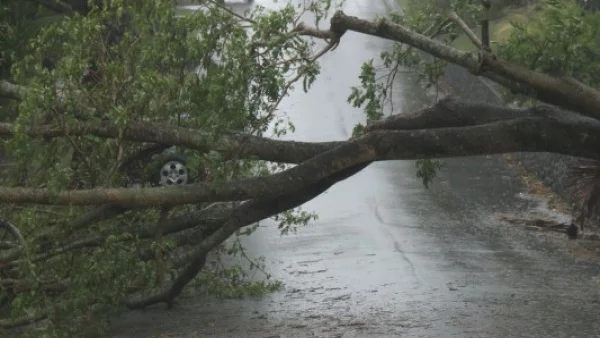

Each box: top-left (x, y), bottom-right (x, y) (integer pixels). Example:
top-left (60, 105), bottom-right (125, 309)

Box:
top-left (156, 154), bottom-right (189, 187)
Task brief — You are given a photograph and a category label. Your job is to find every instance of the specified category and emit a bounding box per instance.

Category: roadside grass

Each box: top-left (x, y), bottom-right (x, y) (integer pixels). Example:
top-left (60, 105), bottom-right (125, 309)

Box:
top-left (447, 3), bottom-right (581, 218)
top-left (502, 153), bottom-right (572, 214)
top-left (443, 1), bottom-right (586, 230)
top-left (387, 1), bottom-right (600, 263)
top-left (387, 0), bottom-right (540, 52)
top-left (475, 5), bottom-right (578, 222)
top-left (451, 2), bottom-right (540, 52)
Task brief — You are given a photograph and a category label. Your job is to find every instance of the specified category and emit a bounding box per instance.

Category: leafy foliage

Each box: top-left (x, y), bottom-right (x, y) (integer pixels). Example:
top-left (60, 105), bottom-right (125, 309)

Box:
top-left (348, 60), bottom-right (385, 135)
top-left (494, 0), bottom-right (600, 221)
top-left (415, 159), bottom-right (444, 188)
top-left (496, 0), bottom-right (600, 103)
top-left (0, 0), bottom-right (336, 336)
top-left (348, 0), bottom-right (480, 183)
top-left (349, 0), bottom-right (600, 190)
top-left (190, 233), bottom-right (284, 299)
top-left (0, 1), bottom-right (41, 80)
top-left (386, 0), bottom-right (480, 85)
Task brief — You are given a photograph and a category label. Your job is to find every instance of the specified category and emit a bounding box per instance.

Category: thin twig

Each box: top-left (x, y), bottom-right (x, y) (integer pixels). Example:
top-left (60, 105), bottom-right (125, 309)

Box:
top-left (383, 18), bottom-right (451, 113)
top-left (0, 311), bottom-right (48, 329)
top-left (447, 11), bottom-right (483, 50)
top-left (154, 206), bottom-right (171, 286)
top-left (0, 80), bottom-right (23, 100)
top-left (0, 219), bottom-right (24, 245)
top-left (268, 39), bottom-right (337, 117)
top-left (207, 0), bottom-right (258, 25)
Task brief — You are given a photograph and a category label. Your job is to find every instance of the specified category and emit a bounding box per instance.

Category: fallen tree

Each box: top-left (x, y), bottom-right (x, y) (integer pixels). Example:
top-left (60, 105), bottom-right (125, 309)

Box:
top-left (1, 0), bottom-right (599, 336)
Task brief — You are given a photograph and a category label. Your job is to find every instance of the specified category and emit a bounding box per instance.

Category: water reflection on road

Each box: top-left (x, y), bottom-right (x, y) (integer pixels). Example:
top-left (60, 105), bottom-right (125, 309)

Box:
top-left (110, 1), bottom-right (600, 337)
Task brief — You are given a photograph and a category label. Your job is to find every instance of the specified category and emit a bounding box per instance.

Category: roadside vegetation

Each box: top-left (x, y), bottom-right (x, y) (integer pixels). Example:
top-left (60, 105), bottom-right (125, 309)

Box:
top-left (398, 0), bottom-right (600, 221)
top-left (1, 0), bottom-right (600, 336)
top-left (451, 1), bottom-right (539, 51)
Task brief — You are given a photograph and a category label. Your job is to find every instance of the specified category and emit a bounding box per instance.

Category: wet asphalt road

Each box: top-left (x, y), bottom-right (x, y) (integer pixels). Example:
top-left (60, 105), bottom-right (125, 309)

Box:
top-left (110, 1), bottom-right (600, 337)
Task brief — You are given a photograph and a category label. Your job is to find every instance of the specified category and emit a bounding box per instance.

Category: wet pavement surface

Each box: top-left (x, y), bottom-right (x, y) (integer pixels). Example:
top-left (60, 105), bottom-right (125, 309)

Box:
top-left (109, 1), bottom-right (600, 337)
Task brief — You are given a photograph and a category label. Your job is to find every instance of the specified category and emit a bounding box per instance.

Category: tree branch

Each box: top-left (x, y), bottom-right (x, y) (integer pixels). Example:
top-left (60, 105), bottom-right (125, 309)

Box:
top-left (0, 203), bottom-right (236, 269)
top-left (0, 278), bottom-right (69, 295)
top-left (0, 145), bottom-right (165, 265)
top-left (28, 0), bottom-right (101, 13)
top-left (448, 11), bottom-right (483, 49)
top-left (0, 81), bottom-right (24, 100)
top-left (296, 11), bottom-right (600, 120)
top-left (0, 137), bottom-right (375, 206)
top-left (0, 219), bottom-right (24, 245)
top-left (364, 96), bottom-right (573, 131)
top-left (126, 163), bottom-right (369, 308)
top-left (0, 121), bottom-right (338, 164)
top-left (0, 99), bottom-right (599, 207)
top-left (0, 311), bottom-right (48, 329)
top-left (28, 0), bottom-right (74, 14)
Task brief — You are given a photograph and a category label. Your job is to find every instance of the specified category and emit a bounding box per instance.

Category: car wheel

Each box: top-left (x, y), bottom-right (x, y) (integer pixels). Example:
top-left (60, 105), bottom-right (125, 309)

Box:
top-left (157, 155), bottom-right (189, 187)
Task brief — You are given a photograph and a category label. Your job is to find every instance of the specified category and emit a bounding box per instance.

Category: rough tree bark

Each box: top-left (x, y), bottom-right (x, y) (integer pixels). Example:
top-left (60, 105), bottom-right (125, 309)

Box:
top-left (0, 97), bottom-right (598, 207)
